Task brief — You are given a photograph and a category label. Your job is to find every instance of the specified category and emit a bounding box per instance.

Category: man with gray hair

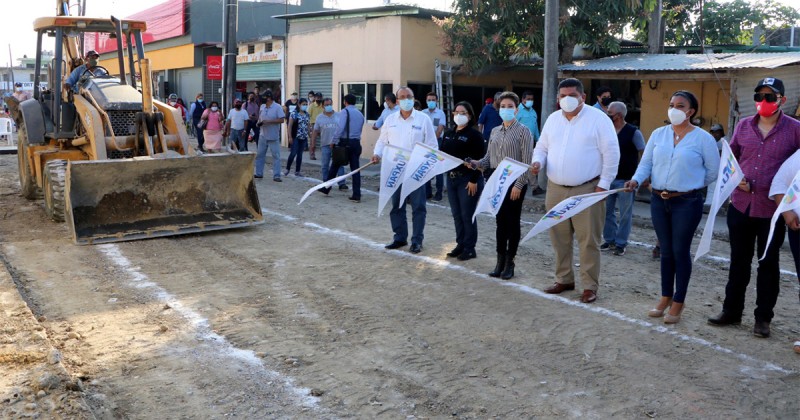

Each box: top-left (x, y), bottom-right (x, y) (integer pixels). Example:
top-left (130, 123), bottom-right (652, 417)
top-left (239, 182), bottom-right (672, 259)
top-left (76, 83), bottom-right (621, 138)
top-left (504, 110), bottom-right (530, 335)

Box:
top-left (601, 101), bottom-right (645, 256)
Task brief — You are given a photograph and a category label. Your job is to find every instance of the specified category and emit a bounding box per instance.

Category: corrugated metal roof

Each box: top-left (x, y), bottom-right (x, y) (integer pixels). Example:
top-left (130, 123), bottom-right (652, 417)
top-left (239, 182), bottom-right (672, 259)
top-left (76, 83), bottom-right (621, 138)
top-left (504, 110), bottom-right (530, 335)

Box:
top-left (559, 53), bottom-right (800, 72)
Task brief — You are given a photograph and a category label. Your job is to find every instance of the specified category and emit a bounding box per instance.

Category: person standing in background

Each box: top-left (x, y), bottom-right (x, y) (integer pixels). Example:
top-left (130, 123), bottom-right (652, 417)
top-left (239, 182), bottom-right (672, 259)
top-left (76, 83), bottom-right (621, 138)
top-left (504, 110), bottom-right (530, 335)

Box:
top-left (308, 92), bottom-right (325, 160)
top-left (286, 98), bottom-right (311, 177)
top-left (423, 92), bottom-right (447, 201)
top-left (189, 93), bottom-right (207, 152)
top-left (254, 91), bottom-right (286, 181)
top-left (373, 93), bottom-right (399, 131)
top-left (593, 86), bottom-right (613, 113)
top-left (225, 99), bottom-right (249, 152)
top-left (312, 97), bottom-right (347, 191)
top-left (478, 92), bottom-right (503, 144)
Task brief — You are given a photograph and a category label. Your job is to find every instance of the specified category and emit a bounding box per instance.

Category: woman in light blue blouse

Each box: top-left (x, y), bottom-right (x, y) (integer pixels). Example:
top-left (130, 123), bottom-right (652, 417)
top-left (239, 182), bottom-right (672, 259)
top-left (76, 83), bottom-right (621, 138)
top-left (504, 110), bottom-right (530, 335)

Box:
top-left (624, 91), bottom-right (719, 324)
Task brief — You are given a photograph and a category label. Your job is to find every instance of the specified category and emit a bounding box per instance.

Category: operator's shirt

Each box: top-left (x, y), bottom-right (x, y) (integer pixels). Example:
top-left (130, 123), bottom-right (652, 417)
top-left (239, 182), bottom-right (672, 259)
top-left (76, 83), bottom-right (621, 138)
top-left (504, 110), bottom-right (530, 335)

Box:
top-left (65, 64), bottom-right (108, 92)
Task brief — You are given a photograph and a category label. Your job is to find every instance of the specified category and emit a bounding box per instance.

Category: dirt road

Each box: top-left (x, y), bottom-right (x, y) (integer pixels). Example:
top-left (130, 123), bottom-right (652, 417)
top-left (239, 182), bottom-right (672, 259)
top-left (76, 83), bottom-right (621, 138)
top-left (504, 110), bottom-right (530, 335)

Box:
top-left (1, 154), bottom-right (798, 418)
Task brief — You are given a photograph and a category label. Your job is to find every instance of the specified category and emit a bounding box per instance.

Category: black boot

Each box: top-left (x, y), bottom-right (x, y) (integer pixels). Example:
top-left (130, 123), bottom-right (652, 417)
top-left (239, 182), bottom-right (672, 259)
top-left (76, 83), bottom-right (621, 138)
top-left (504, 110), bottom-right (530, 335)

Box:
top-left (489, 253), bottom-right (506, 277)
top-left (501, 256), bottom-right (515, 280)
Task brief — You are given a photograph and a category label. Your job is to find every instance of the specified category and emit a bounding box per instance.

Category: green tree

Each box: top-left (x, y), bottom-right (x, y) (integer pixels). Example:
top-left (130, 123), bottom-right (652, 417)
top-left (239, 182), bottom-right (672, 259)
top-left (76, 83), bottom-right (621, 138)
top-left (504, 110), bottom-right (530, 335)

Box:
top-left (634, 0), bottom-right (800, 47)
top-left (437, 0), bottom-right (644, 73)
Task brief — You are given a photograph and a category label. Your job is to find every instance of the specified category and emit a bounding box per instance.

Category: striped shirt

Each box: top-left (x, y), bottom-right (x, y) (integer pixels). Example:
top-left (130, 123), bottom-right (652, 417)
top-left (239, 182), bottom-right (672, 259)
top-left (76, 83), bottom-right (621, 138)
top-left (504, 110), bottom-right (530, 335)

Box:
top-left (477, 119), bottom-right (534, 189)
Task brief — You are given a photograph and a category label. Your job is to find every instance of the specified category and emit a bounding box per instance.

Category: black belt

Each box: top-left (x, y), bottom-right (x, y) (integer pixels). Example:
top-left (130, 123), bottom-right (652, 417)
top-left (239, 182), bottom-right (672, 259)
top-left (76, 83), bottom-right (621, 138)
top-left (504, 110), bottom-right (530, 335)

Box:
top-left (448, 170), bottom-right (470, 178)
top-left (560, 176), bottom-right (600, 188)
top-left (653, 189), bottom-right (698, 199)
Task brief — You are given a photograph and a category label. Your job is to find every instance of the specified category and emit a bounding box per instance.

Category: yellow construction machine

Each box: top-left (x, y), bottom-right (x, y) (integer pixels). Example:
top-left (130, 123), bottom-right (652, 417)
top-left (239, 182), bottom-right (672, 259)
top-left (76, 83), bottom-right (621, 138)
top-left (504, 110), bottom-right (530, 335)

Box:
top-left (5, 1), bottom-right (263, 244)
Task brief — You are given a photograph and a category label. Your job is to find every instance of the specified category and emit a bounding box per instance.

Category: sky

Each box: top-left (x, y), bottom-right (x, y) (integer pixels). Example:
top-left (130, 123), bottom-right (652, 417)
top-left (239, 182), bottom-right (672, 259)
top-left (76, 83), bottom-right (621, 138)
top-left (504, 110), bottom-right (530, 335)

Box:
top-left (1, 0), bottom-right (796, 67)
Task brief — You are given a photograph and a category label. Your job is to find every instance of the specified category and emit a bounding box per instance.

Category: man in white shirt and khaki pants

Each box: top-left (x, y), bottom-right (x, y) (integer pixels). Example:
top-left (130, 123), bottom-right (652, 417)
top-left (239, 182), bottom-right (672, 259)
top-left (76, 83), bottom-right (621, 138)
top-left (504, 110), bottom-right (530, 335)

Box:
top-left (531, 78), bottom-right (620, 303)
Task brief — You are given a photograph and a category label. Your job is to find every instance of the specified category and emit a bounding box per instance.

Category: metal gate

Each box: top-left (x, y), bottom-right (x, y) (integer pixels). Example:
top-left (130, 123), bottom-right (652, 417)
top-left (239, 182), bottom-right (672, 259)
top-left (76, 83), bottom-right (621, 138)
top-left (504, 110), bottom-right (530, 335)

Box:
top-left (299, 63), bottom-right (332, 98)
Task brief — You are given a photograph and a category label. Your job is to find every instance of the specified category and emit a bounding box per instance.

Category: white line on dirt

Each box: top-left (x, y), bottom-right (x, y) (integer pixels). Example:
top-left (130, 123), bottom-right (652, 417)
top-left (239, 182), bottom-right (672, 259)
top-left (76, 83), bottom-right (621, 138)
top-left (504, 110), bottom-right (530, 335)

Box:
top-left (96, 244), bottom-right (320, 409)
top-left (262, 207), bottom-right (792, 375)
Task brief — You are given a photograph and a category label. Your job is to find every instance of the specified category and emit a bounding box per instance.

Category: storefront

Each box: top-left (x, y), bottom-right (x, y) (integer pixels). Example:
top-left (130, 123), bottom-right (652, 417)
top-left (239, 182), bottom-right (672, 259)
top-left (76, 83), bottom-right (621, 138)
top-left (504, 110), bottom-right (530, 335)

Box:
top-left (236, 39), bottom-right (284, 102)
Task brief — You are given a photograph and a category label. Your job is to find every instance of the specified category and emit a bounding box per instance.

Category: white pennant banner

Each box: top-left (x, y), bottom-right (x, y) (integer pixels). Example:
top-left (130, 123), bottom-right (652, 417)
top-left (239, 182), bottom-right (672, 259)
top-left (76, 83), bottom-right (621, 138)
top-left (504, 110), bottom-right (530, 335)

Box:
top-left (520, 189), bottom-right (621, 243)
top-left (760, 169), bottom-right (800, 260)
top-left (399, 142), bottom-right (464, 204)
top-left (298, 162), bottom-right (375, 205)
top-left (377, 144), bottom-right (413, 216)
top-left (694, 140), bottom-right (744, 261)
top-left (472, 157), bottom-right (529, 222)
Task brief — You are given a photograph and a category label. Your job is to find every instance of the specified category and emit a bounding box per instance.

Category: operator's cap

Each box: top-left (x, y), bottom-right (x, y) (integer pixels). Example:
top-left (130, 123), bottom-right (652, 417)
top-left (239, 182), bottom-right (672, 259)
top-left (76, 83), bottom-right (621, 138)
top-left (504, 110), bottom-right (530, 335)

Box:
top-left (85, 50), bottom-right (100, 58)
top-left (754, 77), bottom-right (785, 95)
top-left (710, 123), bottom-right (724, 132)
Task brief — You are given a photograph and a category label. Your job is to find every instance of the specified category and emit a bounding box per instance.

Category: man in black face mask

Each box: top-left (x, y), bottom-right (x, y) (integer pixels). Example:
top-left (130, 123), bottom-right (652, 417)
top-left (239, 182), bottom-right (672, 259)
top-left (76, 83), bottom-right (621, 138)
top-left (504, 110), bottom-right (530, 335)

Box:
top-left (65, 50), bottom-right (108, 92)
top-left (593, 86), bottom-right (613, 113)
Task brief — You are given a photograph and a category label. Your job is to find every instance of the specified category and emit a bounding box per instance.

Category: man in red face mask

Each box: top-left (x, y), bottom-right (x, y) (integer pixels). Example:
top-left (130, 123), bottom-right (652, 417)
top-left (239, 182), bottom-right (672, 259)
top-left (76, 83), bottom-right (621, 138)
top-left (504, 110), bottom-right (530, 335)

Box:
top-left (709, 77), bottom-right (800, 339)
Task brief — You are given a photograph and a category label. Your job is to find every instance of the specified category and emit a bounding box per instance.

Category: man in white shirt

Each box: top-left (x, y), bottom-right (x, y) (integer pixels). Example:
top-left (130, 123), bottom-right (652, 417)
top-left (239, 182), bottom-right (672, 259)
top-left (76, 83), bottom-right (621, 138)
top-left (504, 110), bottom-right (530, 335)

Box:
top-left (531, 78), bottom-right (620, 303)
top-left (225, 100), bottom-right (249, 151)
top-left (372, 86), bottom-right (439, 254)
top-left (422, 91), bottom-right (447, 201)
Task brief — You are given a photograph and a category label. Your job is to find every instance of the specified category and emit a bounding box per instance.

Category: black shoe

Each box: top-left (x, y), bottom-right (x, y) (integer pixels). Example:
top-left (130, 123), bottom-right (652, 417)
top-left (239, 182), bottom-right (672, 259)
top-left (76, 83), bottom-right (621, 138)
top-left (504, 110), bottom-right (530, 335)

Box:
top-left (385, 241), bottom-right (408, 250)
top-left (600, 242), bottom-right (615, 251)
top-left (753, 320), bottom-right (771, 338)
top-left (446, 246), bottom-right (464, 258)
top-left (433, 194), bottom-right (443, 202)
top-left (409, 243), bottom-right (423, 254)
top-left (348, 196), bottom-right (360, 203)
top-left (708, 311), bottom-right (742, 326)
top-left (318, 187), bottom-right (330, 195)
top-left (612, 246), bottom-right (626, 256)
top-left (457, 249), bottom-right (477, 261)
top-left (489, 253), bottom-right (506, 278)
top-left (531, 186), bottom-right (545, 196)
top-left (254, 175), bottom-right (264, 179)
top-left (273, 177), bottom-right (282, 182)
top-left (501, 257), bottom-right (515, 279)
top-left (426, 194), bottom-right (433, 200)
top-left (339, 184), bottom-right (349, 190)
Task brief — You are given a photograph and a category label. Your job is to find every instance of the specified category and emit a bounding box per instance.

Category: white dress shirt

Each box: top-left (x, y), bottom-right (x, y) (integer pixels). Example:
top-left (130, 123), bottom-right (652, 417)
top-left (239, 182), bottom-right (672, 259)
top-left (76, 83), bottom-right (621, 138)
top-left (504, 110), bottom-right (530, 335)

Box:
top-left (374, 109), bottom-right (439, 157)
top-left (532, 104), bottom-right (620, 190)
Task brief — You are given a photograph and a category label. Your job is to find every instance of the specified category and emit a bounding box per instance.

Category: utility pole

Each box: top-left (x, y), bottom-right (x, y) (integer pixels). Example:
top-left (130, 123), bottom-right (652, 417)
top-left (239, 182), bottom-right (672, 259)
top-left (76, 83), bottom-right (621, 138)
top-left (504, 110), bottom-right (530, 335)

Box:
top-left (222, 0), bottom-right (238, 113)
top-left (648, 0), bottom-right (664, 53)
top-left (539, 0), bottom-right (559, 191)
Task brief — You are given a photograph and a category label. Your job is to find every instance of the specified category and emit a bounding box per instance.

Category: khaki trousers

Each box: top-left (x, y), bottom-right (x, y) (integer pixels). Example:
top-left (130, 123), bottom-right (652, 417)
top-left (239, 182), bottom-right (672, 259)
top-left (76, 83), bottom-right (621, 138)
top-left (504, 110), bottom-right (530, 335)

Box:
top-left (545, 180), bottom-right (605, 292)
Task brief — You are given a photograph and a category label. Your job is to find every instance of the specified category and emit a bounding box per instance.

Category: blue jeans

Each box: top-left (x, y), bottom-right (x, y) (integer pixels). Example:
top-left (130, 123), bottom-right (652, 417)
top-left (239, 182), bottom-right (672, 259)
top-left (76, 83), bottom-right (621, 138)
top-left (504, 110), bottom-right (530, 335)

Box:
top-left (255, 138), bottom-right (281, 178)
top-left (192, 117), bottom-right (205, 151)
top-left (425, 174), bottom-right (444, 198)
top-left (320, 145), bottom-right (346, 186)
top-left (603, 179), bottom-right (635, 247)
top-left (390, 184), bottom-right (427, 246)
top-left (650, 191), bottom-right (703, 303)
top-left (446, 173), bottom-right (483, 252)
top-left (286, 137), bottom-right (308, 173)
top-left (326, 139), bottom-right (362, 198)
top-left (229, 128), bottom-right (246, 151)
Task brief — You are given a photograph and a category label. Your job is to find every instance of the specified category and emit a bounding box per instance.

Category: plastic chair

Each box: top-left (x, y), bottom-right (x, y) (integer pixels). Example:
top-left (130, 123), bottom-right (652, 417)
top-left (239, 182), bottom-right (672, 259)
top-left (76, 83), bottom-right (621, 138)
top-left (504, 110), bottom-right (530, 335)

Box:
top-left (0, 118), bottom-right (13, 146)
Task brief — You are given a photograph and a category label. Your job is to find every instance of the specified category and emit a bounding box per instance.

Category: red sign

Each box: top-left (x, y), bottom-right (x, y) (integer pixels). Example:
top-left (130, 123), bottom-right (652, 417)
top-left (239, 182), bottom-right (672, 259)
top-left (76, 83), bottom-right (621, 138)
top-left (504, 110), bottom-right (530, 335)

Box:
top-left (207, 56), bottom-right (223, 80)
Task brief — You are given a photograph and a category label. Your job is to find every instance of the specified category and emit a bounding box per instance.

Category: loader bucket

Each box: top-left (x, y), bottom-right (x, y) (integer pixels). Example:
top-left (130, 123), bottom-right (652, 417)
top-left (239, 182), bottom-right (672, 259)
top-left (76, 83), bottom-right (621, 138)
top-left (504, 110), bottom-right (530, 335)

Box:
top-left (65, 153), bottom-right (263, 245)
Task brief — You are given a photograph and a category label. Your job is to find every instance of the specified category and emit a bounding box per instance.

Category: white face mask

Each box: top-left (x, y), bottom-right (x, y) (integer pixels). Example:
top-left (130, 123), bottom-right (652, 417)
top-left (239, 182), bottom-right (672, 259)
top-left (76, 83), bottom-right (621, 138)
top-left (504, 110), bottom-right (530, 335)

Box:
top-left (384, 101), bottom-right (390, 109)
top-left (559, 96), bottom-right (580, 113)
top-left (211, 106), bottom-right (219, 112)
top-left (454, 114), bottom-right (469, 126)
top-left (668, 108), bottom-right (687, 125)
top-left (15, 87), bottom-right (22, 92)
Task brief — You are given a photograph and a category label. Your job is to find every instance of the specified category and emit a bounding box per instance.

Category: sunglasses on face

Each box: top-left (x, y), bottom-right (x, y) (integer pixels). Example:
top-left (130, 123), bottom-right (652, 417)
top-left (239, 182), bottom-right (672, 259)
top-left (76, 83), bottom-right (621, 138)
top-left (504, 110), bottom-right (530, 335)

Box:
top-left (754, 93), bottom-right (781, 103)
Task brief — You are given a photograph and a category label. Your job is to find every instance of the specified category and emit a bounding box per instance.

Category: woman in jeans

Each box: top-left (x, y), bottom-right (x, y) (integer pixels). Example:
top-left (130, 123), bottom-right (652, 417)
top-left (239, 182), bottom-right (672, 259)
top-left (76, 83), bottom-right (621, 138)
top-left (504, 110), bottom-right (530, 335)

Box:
top-left (286, 98), bottom-right (310, 176)
top-left (469, 92), bottom-right (534, 279)
top-left (441, 101), bottom-right (485, 261)
top-left (625, 90), bottom-right (719, 324)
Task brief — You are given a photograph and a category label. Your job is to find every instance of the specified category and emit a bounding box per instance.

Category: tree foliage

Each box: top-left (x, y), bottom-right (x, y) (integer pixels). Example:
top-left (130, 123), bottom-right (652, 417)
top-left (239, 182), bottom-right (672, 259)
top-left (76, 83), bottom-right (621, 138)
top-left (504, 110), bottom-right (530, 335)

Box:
top-left (436, 0), bottom-right (643, 73)
top-left (634, 0), bottom-right (800, 47)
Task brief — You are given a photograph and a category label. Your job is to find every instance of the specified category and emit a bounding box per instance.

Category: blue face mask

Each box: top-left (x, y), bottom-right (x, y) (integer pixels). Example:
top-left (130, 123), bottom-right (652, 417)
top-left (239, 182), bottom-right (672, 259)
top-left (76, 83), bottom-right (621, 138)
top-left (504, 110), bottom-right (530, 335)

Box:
top-left (499, 108), bottom-right (516, 122)
top-left (427, 101), bottom-right (437, 109)
top-left (300, 105), bottom-right (308, 112)
top-left (399, 99), bottom-right (415, 111)
top-left (324, 105), bottom-right (333, 113)
top-left (524, 100), bottom-right (533, 108)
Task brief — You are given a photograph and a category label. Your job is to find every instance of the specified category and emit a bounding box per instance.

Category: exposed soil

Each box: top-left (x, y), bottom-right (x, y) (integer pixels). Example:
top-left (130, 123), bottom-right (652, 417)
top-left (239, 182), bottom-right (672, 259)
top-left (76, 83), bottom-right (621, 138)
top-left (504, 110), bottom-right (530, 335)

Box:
top-left (0, 153), bottom-right (799, 419)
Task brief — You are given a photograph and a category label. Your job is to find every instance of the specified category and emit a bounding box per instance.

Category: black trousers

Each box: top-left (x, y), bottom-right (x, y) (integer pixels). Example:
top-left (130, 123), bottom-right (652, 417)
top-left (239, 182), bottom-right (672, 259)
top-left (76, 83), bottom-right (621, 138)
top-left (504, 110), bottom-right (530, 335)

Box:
top-left (723, 205), bottom-right (785, 322)
top-left (495, 184), bottom-right (527, 257)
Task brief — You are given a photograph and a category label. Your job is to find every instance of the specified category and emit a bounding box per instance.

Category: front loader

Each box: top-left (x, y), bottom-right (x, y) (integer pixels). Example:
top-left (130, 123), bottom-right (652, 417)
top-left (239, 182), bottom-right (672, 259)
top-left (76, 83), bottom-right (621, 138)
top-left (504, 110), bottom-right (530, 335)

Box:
top-left (5, 4), bottom-right (262, 244)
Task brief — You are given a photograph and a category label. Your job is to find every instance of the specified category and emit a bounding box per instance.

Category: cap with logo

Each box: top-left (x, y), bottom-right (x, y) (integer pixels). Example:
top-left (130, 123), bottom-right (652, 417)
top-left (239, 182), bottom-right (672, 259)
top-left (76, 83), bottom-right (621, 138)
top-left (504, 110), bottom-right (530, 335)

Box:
top-left (754, 77), bottom-right (785, 96)
top-left (14, 82), bottom-right (22, 87)
top-left (710, 123), bottom-right (724, 132)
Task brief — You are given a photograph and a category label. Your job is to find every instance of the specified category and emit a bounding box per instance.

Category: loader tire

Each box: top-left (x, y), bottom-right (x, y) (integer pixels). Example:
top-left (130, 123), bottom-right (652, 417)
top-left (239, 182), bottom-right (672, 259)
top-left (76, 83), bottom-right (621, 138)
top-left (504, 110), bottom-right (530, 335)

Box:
top-left (17, 124), bottom-right (41, 200)
top-left (44, 160), bottom-right (67, 223)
